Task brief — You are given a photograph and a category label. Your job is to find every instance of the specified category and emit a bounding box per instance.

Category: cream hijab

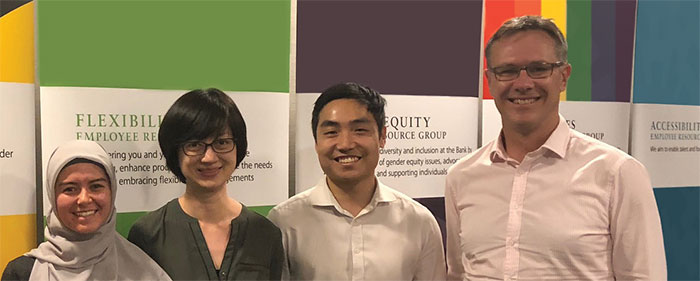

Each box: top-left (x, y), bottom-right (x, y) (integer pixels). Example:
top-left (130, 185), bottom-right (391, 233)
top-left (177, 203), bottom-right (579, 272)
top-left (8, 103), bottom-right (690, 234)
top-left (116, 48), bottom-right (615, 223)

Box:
top-left (26, 140), bottom-right (170, 281)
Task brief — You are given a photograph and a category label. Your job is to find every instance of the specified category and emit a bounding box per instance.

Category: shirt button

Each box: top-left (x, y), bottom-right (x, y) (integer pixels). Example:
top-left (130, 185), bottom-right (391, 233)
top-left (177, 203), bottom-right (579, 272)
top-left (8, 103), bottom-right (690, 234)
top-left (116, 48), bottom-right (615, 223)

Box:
top-left (354, 248), bottom-right (360, 254)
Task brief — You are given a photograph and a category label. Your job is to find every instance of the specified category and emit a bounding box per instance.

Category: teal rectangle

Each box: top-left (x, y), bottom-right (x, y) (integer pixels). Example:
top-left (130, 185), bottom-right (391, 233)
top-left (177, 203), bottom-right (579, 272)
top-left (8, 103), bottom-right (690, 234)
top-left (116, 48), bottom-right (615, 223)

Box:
top-left (38, 0), bottom-right (290, 92)
top-left (633, 0), bottom-right (699, 106)
top-left (654, 186), bottom-right (700, 280)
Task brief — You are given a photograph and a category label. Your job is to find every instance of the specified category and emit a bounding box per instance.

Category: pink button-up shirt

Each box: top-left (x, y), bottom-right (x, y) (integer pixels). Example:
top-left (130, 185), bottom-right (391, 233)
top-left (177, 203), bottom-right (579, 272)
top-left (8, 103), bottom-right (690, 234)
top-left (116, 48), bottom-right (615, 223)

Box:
top-left (445, 116), bottom-right (666, 280)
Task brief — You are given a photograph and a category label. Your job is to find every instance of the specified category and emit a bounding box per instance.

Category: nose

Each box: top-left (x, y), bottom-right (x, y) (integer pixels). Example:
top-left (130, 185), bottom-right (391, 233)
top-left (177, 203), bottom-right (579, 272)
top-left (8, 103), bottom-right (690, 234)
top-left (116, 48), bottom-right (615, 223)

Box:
top-left (200, 145), bottom-right (219, 163)
top-left (336, 131), bottom-right (355, 151)
top-left (77, 187), bottom-right (91, 205)
top-left (512, 69), bottom-right (534, 93)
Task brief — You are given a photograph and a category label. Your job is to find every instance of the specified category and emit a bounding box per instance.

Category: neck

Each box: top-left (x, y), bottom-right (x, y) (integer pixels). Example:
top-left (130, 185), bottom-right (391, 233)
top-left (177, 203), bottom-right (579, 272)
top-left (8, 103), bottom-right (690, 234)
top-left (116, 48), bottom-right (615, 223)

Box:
top-left (180, 184), bottom-right (241, 223)
top-left (502, 115), bottom-right (559, 162)
top-left (326, 176), bottom-right (376, 217)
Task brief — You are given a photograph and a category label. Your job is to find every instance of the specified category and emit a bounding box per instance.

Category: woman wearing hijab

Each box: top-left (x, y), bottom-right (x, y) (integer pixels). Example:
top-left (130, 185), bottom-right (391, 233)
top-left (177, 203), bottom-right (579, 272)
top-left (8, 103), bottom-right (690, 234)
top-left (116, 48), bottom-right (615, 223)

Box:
top-left (1, 140), bottom-right (170, 281)
top-left (127, 88), bottom-right (283, 281)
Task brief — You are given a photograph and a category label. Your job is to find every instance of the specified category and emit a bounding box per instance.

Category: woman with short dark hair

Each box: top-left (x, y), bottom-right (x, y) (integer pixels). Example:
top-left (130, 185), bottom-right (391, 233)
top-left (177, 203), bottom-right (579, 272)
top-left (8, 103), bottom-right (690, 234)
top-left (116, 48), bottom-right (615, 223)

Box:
top-left (127, 88), bottom-right (283, 281)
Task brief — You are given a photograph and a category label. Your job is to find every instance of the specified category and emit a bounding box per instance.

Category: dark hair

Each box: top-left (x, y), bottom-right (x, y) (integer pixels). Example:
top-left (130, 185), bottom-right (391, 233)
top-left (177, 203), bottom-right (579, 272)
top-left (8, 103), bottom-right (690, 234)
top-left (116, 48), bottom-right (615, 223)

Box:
top-left (311, 82), bottom-right (386, 141)
top-left (485, 15), bottom-right (568, 68)
top-left (63, 158), bottom-right (109, 182)
top-left (158, 88), bottom-right (248, 183)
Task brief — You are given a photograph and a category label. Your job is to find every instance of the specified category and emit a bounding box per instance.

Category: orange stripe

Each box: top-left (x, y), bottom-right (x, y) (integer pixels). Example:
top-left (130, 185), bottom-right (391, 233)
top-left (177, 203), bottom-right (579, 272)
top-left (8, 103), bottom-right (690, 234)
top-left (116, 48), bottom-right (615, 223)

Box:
top-left (0, 214), bottom-right (37, 275)
top-left (0, 1), bottom-right (34, 83)
top-left (483, 0), bottom-right (516, 99)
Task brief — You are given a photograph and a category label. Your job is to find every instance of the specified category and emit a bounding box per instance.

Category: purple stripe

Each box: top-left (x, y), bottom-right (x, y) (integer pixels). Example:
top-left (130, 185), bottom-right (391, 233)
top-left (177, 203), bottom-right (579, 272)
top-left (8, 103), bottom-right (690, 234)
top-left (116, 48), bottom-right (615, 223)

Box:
top-left (591, 0), bottom-right (617, 101)
top-left (296, 0), bottom-right (482, 97)
top-left (615, 0), bottom-right (636, 103)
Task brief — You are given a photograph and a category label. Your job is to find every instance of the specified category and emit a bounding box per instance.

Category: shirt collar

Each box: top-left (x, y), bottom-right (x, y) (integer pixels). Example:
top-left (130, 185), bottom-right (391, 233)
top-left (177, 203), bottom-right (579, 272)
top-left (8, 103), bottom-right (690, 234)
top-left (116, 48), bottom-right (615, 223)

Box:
top-left (373, 179), bottom-right (398, 203)
top-left (540, 115), bottom-right (570, 159)
top-left (307, 177), bottom-right (397, 208)
top-left (489, 114), bottom-right (570, 162)
top-left (490, 133), bottom-right (508, 162)
top-left (308, 177), bottom-right (337, 207)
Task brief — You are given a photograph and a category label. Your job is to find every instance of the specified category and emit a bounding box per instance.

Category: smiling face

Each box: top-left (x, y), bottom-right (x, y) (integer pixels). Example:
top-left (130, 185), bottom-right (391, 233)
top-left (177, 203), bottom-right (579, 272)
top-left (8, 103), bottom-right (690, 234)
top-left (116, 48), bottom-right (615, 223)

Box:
top-left (178, 129), bottom-right (237, 191)
top-left (486, 30), bottom-right (571, 136)
top-left (54, 162), bottom-right (112, 234)
top-left (315, 99), bottom-right (386, 188)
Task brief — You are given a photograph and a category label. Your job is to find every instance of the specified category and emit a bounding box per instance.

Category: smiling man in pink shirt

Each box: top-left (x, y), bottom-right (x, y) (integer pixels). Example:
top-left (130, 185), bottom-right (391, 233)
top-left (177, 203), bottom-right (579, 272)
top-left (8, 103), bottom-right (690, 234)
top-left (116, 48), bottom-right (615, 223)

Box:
top-left (445, 16), bottom-right (666, 281)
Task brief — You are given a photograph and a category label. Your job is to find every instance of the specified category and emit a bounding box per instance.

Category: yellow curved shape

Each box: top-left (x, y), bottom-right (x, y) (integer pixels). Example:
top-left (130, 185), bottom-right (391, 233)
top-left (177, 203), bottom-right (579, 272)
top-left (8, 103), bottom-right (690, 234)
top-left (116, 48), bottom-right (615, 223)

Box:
top-left (0, 1), bottom-right (35, 83)
top-left (0, 214), bottom-right (37, 275)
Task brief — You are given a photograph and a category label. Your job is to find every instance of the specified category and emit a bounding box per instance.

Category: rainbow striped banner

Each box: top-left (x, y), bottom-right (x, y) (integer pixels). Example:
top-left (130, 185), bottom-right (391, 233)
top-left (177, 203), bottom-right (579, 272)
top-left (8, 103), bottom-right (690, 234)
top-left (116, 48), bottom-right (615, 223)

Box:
top-left (482, 0), bottom-right (637, 103)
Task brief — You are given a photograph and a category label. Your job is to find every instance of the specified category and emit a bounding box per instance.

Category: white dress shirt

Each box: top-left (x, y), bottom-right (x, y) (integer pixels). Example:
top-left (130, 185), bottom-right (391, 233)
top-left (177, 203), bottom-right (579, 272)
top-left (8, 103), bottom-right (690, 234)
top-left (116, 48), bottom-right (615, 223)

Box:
top-left (445, 116), bottom-right (666, 281)
top-left (269, 178), bottom-right (446, 281)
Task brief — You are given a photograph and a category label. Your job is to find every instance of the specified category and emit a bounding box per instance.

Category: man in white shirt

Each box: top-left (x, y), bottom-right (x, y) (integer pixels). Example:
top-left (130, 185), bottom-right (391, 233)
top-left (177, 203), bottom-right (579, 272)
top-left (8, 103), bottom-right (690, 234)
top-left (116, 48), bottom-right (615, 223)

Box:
top-left (269, 82), bottom-right (446, 280)
top-left (445, 15), bottom-right (666, 280)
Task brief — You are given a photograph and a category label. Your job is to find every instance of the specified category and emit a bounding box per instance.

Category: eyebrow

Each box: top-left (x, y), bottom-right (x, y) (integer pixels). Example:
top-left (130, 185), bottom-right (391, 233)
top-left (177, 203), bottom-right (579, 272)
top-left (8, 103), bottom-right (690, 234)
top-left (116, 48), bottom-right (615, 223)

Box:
top-left (58, 177), bottom-right (109, 186)
top-left (319, 120), bottom-right (340, 128)
top-left (319, 118), bottom-right (372, 128)
top-left (495, 61), bottom-right (550, 68)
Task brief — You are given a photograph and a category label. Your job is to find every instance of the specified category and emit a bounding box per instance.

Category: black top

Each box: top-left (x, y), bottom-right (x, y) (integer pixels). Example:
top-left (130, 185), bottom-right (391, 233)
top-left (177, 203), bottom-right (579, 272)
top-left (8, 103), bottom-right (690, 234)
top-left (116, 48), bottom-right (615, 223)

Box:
top-left (1, 256), bottom-right (34, 281)
top-left (128, 199), bottom-right (283, 281)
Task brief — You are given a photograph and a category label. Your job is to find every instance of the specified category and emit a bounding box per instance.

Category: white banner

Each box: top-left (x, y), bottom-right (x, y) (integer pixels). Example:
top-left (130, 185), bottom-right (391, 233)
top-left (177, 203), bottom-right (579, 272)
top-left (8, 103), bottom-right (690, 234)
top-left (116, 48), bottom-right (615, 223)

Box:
top-left (295, 94), bottom-right (478, 198)
top-left (631, 103), bottom-right (700, 188)
top-left (40, 86), bottom-right (289, 212)
top-left (482, 100), bottom-right (631, 152)
top-left (0, 82), bottom-right (36, 215)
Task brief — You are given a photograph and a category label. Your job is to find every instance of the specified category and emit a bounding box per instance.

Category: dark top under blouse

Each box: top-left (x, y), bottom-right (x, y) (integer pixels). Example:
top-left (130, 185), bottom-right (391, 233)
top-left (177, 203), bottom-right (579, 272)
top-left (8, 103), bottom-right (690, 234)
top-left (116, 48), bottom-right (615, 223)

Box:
top-left (1, 256), bottom-right (34, 281)
top-left (127, 199), bottom-right (283, 281)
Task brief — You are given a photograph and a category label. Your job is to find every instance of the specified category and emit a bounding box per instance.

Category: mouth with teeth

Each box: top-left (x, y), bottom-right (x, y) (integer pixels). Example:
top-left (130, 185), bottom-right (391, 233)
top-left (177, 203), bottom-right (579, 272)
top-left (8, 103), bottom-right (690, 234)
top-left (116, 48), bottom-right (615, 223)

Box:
top-left (74, 210), bottom-right (97, 217)
top-left (509, 97), bottom-right (540, 105)
top-left (335, 156), bottom-right (360, 164)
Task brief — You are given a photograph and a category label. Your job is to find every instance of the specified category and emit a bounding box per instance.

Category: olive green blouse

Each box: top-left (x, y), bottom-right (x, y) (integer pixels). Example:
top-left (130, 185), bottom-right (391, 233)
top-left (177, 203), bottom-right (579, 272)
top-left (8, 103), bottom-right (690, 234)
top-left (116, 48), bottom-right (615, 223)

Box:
top-left (128, 199), bottom-right (283, 281)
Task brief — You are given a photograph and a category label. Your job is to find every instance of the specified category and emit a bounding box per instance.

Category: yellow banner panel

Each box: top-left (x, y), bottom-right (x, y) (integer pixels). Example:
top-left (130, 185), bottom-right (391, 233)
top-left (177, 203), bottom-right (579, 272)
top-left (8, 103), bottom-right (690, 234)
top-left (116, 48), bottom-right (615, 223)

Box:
top-left (0, 214), bottom-right (36, 275)
top-left (0, 1), bottom-right (34, 83)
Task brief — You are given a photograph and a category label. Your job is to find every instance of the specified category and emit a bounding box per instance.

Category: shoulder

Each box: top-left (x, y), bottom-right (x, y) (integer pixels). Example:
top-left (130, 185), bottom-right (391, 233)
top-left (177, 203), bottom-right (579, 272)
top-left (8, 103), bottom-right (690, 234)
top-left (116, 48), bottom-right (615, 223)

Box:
top-left (239, 207), bottom-right (283, 255)
top-left (267, 188), bottom-right (315, 226)
top-left (128, 199), bottom-right (177, 240)
top-left (1, 256), bottom-right (35, 281)
top-left (447, 140), bottom-right (494, 175)
top-left (568, 130), bottom-right (635, 168)
top-left (381, 185), bottom-right (438, 224)
top-left (242, 207), bottom-right (281, 237)
top-left (271, 188), bottom-right (314, 212)
top-left (446, 140), bottom-right (495, 187)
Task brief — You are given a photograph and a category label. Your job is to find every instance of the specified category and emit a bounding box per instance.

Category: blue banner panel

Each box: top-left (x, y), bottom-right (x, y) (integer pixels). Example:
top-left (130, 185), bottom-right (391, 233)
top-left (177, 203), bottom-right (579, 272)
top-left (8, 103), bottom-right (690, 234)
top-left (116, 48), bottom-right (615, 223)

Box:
top-left (654, 187), bottom-right (700, 280)
top-left (634, 0), bottom-right (700, 106)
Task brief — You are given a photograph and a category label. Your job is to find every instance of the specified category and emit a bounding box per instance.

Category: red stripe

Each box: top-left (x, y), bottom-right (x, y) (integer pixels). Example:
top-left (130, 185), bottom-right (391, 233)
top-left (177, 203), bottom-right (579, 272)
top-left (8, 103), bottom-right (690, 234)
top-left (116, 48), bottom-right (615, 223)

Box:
top-left (483, 0), bottom-right (516, 99)
top-left (514, 0), bottom-right (541, 17)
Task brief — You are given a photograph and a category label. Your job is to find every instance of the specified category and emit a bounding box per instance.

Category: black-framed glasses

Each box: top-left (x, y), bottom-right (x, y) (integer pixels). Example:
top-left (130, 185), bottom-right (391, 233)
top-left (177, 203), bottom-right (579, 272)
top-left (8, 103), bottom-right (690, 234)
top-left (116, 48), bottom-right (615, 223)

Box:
top-left (181, 138), bottom-right (235, 156)
top-left (489, 61), bottom-right (566, 81)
